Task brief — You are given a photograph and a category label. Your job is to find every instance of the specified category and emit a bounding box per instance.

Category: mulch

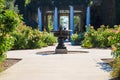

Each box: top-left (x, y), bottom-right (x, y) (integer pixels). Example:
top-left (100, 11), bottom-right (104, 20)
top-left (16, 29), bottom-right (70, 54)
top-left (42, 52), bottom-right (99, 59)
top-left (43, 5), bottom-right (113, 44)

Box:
top-left (0, 58), bottom-right (21, 72)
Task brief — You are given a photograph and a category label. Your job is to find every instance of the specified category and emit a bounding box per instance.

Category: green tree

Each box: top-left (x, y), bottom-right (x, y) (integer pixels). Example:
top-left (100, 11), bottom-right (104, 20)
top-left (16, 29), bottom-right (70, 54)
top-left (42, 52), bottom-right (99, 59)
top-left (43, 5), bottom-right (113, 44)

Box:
top-left (5, 0), bottom-right (19, 13)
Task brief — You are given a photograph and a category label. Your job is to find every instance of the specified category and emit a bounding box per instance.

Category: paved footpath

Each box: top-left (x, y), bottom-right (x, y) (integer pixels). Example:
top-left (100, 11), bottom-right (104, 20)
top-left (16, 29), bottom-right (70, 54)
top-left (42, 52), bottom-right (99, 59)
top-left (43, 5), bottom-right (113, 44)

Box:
top-left (0, 43), bottom-right (112, 80)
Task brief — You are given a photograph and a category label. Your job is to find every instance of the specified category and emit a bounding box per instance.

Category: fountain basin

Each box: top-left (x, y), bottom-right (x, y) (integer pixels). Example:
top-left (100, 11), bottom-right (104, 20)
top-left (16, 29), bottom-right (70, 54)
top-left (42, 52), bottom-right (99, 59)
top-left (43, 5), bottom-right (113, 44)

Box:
top-left (53, 30), bottom-right (71, 38)
top-left (36, 51), bottom-right (89, 55)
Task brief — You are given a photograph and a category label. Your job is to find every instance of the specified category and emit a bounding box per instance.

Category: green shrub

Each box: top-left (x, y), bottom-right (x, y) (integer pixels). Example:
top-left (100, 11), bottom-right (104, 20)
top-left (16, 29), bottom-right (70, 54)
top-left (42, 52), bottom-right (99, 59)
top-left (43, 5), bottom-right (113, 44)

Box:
top-left (108, 27), bottom-right (120, 46)
top-left (82, 25), bottom-right (114, 48)
top-left (0, 35), bottom-right (14, 62)
top-left (5, 0), bottom-right (19, 13)
top-left (27, 31), bottom-right (56, 48)
top-left (11, 24), bottom-right (44, 49)
top-left (45, 33), bottom-right (57, 46)
top-left (82, 26), bottom-right (96, 48)
top-left (27, 30), bottom-right (48, 49)
top-left (11, 24), bottom-right (31, 49)
top-left (0, 0), bottom-right (5, 13)
top-left (110, 27), bottom-right (120, 79)
top-left (38, 41), bottom-right (47, 47)
top-left (111, 58), bottom-right (120, 79)
top-left (11, 24), bottom-right (57, 49)
top-left (110, 26), bottom-right (120, 58)
top-left (71, 33), bottom-right (78, 42)
top-left (71, 33), bottom-right (84, 45)
top-left (96, 26), bottom-right (114, 47)
top-left (48, 25), bottom-right (53, 32)
top-left (111, 43), bottom-right (120, 58)
top-left (0, 10), bottom-right (20, 34)
top-left (12, 32), bottom-right (28, 49)
top-left (0, 4), bottom-right (21, 62)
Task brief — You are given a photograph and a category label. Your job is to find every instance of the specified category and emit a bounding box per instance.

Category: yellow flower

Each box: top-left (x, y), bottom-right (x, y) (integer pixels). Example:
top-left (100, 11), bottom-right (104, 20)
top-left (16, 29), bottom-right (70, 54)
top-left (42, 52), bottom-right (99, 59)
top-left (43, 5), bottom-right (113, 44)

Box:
top-left (111, 45), bottom-right (117, 51)
top-left (108, 36), bottom-right (112, 40)
top-left (90, 26), bottom-right (94, 29)
top-left (116, 27), bottom-right (120, 34)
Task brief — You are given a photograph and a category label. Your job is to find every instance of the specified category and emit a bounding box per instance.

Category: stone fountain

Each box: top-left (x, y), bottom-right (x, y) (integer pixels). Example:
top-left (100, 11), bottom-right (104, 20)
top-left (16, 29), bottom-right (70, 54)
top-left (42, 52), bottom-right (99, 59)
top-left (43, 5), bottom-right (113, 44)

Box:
top-left (52, 25), bottom-right (71, 54)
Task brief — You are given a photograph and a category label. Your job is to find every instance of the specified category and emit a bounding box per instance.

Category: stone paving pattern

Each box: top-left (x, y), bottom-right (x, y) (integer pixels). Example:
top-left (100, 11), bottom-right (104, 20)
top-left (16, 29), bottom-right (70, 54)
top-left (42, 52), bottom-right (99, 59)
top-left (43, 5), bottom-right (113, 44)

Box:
top-left (0, 43), bottom-right (112, 80)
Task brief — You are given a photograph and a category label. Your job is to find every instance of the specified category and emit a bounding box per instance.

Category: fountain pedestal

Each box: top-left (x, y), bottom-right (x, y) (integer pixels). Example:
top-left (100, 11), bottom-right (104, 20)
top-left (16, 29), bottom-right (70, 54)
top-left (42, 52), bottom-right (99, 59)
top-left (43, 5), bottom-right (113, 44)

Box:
top-left (52, 26), bottom-right (71, 54)
top-left (55, 36), bottom-right (67, 54)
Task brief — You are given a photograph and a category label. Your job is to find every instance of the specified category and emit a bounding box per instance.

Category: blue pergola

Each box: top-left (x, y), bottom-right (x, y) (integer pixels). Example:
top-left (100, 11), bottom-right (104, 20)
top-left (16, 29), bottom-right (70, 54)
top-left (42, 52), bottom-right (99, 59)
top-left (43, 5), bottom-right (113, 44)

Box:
top-left (37, 0), bottom-right (91, 38)
top-left (38, 6), bottom-right (75, 34)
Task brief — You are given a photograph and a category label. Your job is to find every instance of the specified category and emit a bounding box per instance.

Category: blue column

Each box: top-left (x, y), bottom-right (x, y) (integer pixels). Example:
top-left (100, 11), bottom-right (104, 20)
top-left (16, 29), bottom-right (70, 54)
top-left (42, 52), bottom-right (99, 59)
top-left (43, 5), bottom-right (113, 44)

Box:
top-left (70, 6), bottom-right (74, 40)
top-left (86, 6), bottom-right (90, 31)
top-left (54, 7), bottom-right (58, 31)
top-left (38, 7), bottom-right (42, 31)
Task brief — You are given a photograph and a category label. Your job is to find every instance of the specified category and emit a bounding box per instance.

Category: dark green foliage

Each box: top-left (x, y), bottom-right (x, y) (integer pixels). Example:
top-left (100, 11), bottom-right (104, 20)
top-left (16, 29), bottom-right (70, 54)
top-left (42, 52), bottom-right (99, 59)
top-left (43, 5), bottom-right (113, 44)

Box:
top-left (5, 0), bottom-right (19, 13)
top-left (71, 33), bottom-right (84, 45)
top-left (0, 0), bottom-right (5, 13)
top-left (74, 16), bottom-right (80, 33)
top-left (12, 32), bottom-right (28, 49)
top-left (24, 0), bottom-right (31, 7)
top-left (0, 10), bottom-right (20, 34)
top-left (111, 58), bottom-right (120, 79)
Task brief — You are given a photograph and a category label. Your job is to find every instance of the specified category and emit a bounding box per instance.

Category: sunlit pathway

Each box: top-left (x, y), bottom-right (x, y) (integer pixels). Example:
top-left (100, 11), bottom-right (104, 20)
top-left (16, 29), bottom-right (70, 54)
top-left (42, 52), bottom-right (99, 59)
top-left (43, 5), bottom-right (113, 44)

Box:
top-left (0, 43), bottom-right (112, 80)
